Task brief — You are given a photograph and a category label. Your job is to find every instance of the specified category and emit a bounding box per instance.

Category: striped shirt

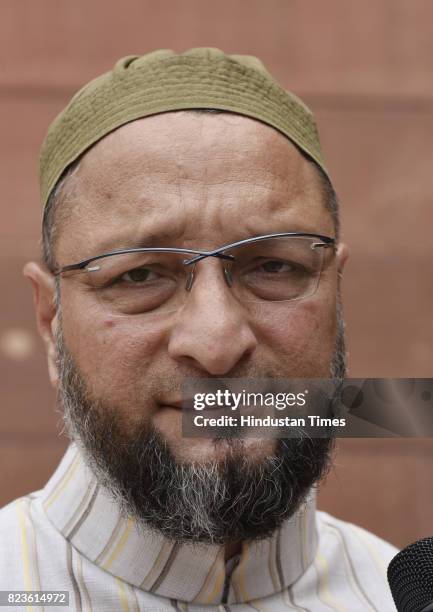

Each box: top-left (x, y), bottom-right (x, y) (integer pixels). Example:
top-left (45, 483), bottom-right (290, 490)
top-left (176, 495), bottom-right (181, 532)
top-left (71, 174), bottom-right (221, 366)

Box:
top-left (0, 444), bottom-right (398, 611)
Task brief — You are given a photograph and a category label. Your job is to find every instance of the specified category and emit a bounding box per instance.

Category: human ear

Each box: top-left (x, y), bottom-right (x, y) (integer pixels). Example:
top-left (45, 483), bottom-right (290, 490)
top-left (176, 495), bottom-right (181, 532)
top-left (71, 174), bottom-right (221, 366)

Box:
top-left (23, 262), bottom-right (59, 388)
top-left (336, 242), bottom-right (349, 274)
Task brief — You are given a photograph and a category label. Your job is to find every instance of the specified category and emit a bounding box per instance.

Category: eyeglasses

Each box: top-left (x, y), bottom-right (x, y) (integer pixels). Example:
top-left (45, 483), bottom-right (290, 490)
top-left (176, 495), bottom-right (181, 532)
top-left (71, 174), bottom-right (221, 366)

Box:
top-left (55, 233), bottom-right (336, 318)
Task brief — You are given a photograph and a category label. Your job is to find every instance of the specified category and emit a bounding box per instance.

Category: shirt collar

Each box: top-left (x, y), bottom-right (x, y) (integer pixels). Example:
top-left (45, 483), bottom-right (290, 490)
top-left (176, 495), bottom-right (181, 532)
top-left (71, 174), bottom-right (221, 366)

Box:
top-left (40, 443), bottom-right (318, 604)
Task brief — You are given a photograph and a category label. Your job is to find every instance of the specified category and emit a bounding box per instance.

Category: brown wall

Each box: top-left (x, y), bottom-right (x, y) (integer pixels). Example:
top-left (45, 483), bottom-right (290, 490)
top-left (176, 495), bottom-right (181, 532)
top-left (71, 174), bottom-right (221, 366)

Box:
top-left (1, 0), bottom-right (432, 549)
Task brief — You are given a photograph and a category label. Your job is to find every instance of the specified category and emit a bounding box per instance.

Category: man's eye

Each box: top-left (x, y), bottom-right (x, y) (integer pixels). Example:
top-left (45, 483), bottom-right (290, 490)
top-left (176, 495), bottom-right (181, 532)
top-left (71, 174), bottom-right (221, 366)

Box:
top-left (120, 267), bottom-right (160, 283)
top-left (254, 259), bottom-right (301, 274)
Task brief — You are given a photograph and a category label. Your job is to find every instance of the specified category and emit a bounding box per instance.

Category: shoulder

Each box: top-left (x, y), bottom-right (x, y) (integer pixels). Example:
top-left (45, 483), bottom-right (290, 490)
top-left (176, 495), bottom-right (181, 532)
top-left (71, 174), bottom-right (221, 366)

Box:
top-left (314, 510), bottom-right (399, 609)
top-left (316, 509), bottom-right (399, 568)
top-left (277, 508), bottom-right (399, 610)
top-left (316, 512), bottom-right (398, 610)
top-left (0, 493), bottom-right (36, 534)
top-left (0, 492), bottom-right (42, 542)
top-left (0, 492), bottom-right (43, 587)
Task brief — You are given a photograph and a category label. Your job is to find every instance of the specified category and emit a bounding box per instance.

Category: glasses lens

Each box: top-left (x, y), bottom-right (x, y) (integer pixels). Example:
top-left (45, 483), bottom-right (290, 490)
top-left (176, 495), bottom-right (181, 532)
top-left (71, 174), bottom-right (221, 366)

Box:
top-left (65, 237), bottom-right (330, 319)
top-left (226, 236), bottom-right (326, 302)
top-left (83, 251), bottom-right (189, 318)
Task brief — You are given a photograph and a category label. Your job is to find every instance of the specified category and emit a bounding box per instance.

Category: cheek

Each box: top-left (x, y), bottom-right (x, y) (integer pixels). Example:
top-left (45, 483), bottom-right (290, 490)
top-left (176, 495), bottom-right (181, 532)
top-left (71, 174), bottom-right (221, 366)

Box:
top-left (254, 296), bottom-right (337, 374)
top-left (60, 304), bottom-right (167, 399)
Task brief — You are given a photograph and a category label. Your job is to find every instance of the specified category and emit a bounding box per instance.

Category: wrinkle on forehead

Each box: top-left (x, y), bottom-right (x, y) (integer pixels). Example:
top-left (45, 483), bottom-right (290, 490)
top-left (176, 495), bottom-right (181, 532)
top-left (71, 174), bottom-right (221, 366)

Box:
top-left (54, 112), bottom-right (329, 262)
top-left (71, 112), bottom-right (311, 194)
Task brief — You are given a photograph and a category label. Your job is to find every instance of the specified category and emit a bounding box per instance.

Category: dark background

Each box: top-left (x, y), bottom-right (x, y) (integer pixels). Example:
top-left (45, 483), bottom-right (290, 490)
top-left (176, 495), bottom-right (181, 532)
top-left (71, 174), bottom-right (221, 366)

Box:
top-left (1, 0), bottom-right (432, 549)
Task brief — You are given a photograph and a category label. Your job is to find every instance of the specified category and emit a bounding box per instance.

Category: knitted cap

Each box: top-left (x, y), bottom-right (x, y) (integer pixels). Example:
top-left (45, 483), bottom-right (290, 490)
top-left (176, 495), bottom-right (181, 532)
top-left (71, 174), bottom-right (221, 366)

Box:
top-left (39, 47), bottom-right (328, 209)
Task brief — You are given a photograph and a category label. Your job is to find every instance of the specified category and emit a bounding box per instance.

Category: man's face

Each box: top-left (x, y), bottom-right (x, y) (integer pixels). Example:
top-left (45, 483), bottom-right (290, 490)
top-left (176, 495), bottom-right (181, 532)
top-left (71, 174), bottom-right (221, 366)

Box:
top-left (54, 112), bottom-right (341, 459)
top-left (27, 112), bottom-right (347, 543)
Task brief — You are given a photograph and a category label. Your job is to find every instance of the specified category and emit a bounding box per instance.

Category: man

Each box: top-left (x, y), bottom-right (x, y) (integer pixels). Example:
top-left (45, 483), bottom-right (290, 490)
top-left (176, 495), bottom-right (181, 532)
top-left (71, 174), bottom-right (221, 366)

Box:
top-left (0, 48), bottom-right (397, 610)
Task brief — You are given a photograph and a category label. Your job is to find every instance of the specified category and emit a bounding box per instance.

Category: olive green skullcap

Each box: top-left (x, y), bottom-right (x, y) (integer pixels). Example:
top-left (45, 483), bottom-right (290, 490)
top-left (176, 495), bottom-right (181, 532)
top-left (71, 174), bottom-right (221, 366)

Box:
top-left (40, 47), bottom-right (328, 210)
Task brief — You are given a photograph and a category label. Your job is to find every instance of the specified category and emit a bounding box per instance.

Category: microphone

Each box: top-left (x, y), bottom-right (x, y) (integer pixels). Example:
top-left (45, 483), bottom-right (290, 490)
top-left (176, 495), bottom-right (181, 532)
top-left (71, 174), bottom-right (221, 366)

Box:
top-left (387, 536), bottom-right (433, 612)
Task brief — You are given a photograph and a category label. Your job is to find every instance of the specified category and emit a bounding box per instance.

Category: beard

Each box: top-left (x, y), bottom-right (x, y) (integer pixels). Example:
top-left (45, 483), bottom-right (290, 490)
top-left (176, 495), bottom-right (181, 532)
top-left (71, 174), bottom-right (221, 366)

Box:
top-left (56, 300), bottom-right (346, 545)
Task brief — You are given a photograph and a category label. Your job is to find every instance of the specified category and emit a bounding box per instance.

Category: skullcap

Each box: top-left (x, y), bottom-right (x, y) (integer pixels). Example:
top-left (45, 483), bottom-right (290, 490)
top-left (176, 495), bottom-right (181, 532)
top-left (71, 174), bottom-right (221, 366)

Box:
top-left (40, 47), bottom-right (328, 209)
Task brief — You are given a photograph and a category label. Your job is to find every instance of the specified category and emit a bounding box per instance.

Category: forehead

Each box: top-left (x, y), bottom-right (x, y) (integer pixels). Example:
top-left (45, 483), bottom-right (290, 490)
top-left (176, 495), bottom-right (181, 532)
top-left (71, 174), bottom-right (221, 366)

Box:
top-left (56, 112), bottom-right (330, 261)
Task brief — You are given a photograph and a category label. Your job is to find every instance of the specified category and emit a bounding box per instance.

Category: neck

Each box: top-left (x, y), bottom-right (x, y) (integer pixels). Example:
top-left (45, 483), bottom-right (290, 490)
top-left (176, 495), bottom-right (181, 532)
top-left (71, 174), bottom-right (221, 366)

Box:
top-left (41, 444), bottom-right (319, 604)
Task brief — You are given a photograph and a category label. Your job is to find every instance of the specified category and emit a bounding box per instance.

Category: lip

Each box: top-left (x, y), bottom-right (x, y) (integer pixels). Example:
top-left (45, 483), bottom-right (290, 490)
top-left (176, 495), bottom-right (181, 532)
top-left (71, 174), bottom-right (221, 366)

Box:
top-left (159, 398), bottom-right (230, 412)
top-left (159, 399), bottom-right (196, 410)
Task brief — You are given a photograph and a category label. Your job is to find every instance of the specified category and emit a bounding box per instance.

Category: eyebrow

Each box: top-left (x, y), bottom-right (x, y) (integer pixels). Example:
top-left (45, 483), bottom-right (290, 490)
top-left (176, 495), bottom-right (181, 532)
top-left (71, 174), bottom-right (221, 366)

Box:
top-left (94, 230), bottom-right (182, 254)
top-left (89, 211), bottom-right (334, 257)
top-left (93, 227), bottom-right (335, 258)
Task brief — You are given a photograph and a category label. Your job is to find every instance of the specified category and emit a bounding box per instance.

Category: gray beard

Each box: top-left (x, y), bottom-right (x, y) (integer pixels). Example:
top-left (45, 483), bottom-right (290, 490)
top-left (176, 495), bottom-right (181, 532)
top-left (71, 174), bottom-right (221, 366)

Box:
top-left (56, 302), bottom-right (346, 545)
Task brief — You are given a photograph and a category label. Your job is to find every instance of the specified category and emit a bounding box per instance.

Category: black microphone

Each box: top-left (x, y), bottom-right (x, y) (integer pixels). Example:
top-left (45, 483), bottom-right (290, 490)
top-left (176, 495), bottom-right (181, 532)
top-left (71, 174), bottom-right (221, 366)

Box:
top-left (387, 537), bottom-right (433, 612)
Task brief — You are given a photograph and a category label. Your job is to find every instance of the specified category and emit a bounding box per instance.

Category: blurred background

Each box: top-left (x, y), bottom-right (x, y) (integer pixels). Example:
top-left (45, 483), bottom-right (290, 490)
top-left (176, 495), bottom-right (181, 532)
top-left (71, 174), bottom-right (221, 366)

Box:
top-left (0, 0), bottom-right (432, 549)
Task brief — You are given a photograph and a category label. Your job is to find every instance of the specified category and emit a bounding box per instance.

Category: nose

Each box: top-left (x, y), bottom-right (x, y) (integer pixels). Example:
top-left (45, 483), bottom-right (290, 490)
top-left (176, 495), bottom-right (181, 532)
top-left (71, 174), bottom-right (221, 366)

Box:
top-left (167, 260), bottom-right (258, 375)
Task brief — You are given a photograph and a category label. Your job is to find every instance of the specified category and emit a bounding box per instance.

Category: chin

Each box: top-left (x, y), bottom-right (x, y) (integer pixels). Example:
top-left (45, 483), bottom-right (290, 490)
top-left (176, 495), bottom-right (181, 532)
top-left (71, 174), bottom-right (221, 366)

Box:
top-left (166, 435), bottom-right (278, 464)
top-left (152, 405), bottom-right (278, 464)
